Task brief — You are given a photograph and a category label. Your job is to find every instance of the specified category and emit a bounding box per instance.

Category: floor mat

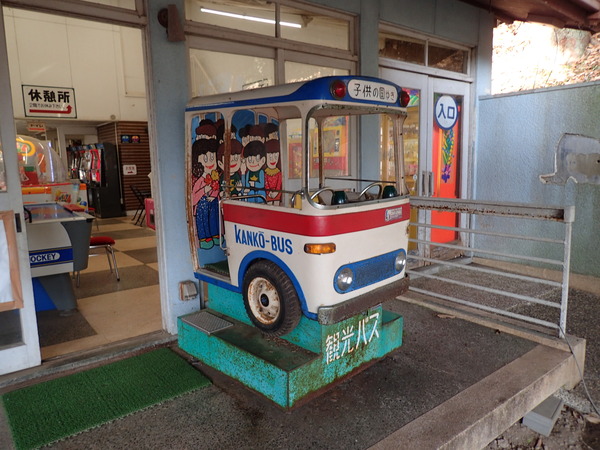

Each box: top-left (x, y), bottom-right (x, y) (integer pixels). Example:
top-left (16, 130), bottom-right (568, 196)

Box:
top-left (36, 309), bottom-right (97, 347)
top-left (123, 247), bottom-right (158, 264)
top-left (75, 265), bottom-right (159, 298)
top-left (1, 348), bottom-right (211, 450)
top-left (95, 218), bottom-right (127, 225)
top-left (93, 228), bottom-right (155, 240)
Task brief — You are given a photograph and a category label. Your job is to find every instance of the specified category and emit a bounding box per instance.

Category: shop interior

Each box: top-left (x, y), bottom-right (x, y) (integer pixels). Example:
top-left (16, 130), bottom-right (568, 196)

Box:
top-left (4, 4), bottom-right (162, 361)
top-left (16, 123), bottom-right (161, 361)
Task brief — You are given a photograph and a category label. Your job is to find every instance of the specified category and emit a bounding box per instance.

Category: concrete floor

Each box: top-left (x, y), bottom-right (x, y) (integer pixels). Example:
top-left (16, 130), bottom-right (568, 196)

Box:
top-left (0, 294), bottom-right (591, 449)
top-left (3, 213), bottom-right (597, 448)
top-left (41, 217), bottom-right (161, 360)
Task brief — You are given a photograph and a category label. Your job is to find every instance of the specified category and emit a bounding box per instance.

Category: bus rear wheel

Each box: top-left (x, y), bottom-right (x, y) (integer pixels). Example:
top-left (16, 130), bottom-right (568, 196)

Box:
top-left (242, 260), bottom-right (302, 336)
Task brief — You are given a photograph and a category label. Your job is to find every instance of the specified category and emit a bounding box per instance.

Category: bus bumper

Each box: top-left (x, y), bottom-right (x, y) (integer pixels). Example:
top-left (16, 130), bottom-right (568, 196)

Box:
top-left (317, 276), bottom-right (409, 325)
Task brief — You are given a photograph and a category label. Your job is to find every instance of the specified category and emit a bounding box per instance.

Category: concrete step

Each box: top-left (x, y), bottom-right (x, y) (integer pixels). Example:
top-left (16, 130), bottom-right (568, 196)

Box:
top-left (369, 296), bottom-right (586, 449)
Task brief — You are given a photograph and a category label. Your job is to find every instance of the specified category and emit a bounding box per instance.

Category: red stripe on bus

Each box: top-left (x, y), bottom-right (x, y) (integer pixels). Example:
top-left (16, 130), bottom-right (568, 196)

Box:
top-left (222, 202), bottom-right (410, 237)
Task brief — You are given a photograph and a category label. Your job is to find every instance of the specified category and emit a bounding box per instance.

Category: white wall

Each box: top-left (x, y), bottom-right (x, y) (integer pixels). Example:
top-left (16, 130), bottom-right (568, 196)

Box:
top-left (378, 0), bottom-right (481, 45)
top-left (476, 82), bottom-right (600, 277)
top-left (3, 7), bottom-right (146, 122)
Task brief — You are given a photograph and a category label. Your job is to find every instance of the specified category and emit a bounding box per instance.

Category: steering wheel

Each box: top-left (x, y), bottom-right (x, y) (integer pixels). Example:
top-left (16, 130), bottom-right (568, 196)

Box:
top-left (358, 182), bottom-right (383, 200)
top-left (309, 187), bottom-right (336, 205)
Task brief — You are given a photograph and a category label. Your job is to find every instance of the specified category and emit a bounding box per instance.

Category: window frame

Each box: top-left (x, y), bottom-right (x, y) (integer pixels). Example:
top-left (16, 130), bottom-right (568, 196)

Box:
top-left (184, 0), bottom-right (357, 58)
top-left (185, 1), bottom-right (359, 191)
top-left (379, 23), bottom-right (474, 83)
top-left (2, 0), bottom-right (146, 26)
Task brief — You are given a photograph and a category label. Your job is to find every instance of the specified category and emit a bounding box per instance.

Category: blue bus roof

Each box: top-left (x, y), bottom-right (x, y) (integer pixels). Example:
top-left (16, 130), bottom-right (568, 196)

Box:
top-left (185, 76), bottom-right (406, 113)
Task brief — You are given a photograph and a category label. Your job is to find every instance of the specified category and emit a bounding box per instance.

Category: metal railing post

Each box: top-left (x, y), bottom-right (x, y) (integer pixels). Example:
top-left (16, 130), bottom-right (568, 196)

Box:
top-left (559, 206), bottom-right (575, 338)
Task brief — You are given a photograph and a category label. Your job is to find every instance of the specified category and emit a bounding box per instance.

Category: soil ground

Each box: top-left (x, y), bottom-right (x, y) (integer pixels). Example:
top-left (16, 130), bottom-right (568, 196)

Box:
top-left (487, 407), bottom-right (600, 449)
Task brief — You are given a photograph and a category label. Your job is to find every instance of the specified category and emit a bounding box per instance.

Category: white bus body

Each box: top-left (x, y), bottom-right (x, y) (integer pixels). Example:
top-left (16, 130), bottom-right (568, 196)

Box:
top-left (186, 76), bottom-right (410, 336)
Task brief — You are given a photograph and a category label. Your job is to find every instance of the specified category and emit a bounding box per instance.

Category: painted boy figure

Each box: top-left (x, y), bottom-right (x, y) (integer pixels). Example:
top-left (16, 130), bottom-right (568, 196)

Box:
top-left (217, 126), bottom-right (245, 197)
top-left (242, 140), bottom-right (266, 202)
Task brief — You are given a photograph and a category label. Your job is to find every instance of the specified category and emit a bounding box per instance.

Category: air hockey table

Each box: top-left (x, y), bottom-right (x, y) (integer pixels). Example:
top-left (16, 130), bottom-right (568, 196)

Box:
top-left (25, 203), bottom-right (93, 311)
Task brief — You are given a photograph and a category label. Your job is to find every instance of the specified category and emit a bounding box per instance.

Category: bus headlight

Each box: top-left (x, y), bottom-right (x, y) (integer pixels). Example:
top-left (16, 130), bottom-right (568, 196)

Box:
top-left (335, 267), bottom-right (354, 291)
top-left (395, 251), bottom-right (407, 273)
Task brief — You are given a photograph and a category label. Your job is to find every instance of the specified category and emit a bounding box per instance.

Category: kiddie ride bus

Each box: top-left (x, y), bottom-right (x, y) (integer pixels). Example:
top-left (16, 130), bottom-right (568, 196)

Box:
top-left (179, 76), bottom-right (411, 408)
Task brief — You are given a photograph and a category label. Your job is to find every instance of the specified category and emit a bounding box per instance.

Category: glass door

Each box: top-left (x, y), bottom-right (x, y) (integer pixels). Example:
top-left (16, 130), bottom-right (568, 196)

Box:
top-left (0, 8), bottom-right (41, 375)
top-left (379, 68), bottom-right (470, 261)
top-left (379, 69), bottom-right (428, 258)
top-left (379, 70), bottom-right (426, 196)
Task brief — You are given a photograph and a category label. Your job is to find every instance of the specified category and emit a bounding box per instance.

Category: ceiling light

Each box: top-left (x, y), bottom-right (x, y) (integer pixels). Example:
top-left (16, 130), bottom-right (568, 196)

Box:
top-left (200, 8), bottom-right (302, 28)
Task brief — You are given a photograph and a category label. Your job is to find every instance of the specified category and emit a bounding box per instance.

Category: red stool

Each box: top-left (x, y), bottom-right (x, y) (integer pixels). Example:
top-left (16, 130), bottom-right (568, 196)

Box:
top-left (76, 236), bottom-right (120, 286)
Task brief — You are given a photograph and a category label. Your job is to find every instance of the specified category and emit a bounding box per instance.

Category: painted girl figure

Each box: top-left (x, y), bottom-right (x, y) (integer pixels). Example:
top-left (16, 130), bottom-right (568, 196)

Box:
top-left (191, 123), bottom-right (220, 249)
top-left (264, 139), bottom-right (282, 205)
top-left (263, 122), bottom-right (281, 204)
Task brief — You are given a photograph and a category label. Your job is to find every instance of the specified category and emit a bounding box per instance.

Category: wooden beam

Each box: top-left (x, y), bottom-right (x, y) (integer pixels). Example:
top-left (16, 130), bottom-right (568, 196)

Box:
top-left (538, 0), bottom-right (589, 23)
top-left (573, 0), bottom-right (600, 12)
top-left (527, 13), bottom-right (566, 28)
top-left (458, 0), bottom-right (524, 23)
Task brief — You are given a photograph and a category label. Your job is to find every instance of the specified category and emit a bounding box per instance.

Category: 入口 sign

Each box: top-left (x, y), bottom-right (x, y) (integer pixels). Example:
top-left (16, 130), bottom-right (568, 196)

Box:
top-left (434, 95), bottom-right (458, 130)
top-left (22, 85), bottom-right (77, 118)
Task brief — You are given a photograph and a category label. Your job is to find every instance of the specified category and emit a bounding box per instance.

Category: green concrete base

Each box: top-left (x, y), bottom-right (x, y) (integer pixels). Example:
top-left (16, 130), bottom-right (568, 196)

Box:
top-left (178, 287), bottom-right (403, 408)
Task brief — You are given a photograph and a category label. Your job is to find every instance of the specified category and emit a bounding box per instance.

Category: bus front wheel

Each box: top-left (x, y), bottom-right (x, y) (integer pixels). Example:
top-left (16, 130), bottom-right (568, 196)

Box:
top-left (242, 260), bottom-right (302, 336)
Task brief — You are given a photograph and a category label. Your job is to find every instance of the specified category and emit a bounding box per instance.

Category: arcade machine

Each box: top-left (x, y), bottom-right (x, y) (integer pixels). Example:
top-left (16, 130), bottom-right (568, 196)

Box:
top-left (19, 135), bottom-right (88, 208)
top-left (26, 202), bottom-right (93, 311)
top-left (66, 143), bottom-right (125, 218)
top-left (18, 135), bottom-right (94, 312)
top-left (179, 76), bottom-right (411, 408)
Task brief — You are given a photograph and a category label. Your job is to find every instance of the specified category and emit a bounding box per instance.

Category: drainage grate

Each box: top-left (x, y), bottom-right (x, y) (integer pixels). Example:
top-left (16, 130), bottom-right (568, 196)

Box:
top-left (182, 310), bottom-right (233, 335)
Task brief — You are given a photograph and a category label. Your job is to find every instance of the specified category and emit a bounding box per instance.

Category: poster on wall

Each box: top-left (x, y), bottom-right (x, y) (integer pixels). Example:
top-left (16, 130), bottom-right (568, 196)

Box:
top-left (22, 85), bottom-right (77, 118)
top-left (0, 211), bottom-right (24, 311)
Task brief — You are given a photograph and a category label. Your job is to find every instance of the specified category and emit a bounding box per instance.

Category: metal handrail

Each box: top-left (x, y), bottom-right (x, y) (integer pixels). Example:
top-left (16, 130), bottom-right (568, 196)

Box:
top-left (407, 197), bottom-right (574, 338)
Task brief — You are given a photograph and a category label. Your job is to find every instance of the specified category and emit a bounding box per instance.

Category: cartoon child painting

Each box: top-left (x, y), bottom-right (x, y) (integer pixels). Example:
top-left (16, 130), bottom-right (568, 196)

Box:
top-left (263, 122), bottom-right (279, 142)
top-left (242, 140), bottom-right (267, 202)
top-left (264, 125), bottom-right (282, 205)
top-left (191, 123), bottom-right (221, 249)
top-left (217, 126), bottom-right (245, 197)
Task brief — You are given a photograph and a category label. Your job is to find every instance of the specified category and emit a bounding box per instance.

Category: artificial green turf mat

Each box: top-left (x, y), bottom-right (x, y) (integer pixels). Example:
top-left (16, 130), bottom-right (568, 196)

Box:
top-left (1, 347), bottom-right (211, 449)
